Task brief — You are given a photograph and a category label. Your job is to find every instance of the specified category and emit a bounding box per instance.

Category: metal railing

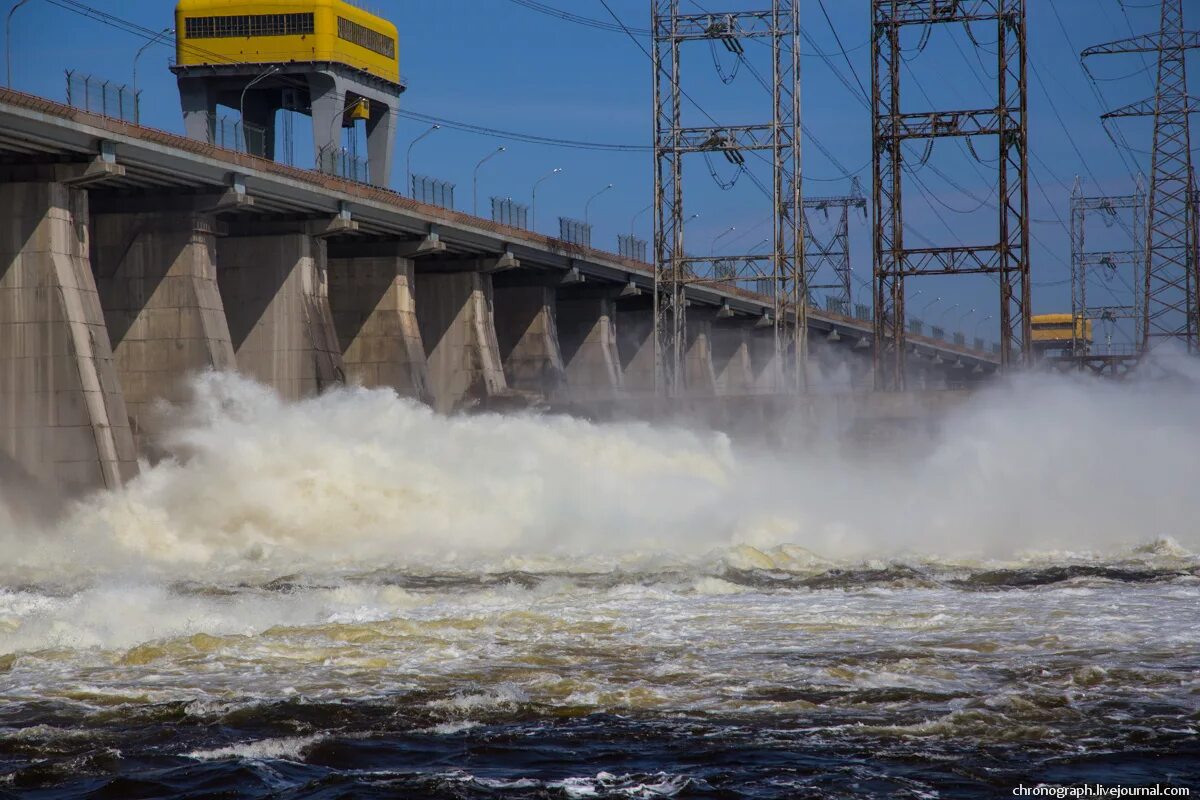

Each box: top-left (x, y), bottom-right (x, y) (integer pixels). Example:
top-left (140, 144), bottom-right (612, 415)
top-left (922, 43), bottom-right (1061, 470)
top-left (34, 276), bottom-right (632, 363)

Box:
top-left (412, 175), bottom-right (455, 209)
top-left (618, 234), bottom-right (648, 262)
top-left (559, 217), bottom-right (592, 248)
top-left (65, 70), bottom-right (139, 123)
top-left (825, 297), bottom-right (849, 316)
top-left (491, 196), bottom-right (529, 230)
top-left (203, 113), bottom-right (268, 157)
top-left (318, 145), bottom-right (370, 184)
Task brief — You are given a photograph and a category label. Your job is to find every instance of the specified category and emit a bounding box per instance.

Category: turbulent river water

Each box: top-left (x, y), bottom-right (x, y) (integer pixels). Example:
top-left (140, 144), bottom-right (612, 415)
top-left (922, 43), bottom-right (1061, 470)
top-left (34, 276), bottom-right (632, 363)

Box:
top-left (0, 372), bottom-right (1197, 798)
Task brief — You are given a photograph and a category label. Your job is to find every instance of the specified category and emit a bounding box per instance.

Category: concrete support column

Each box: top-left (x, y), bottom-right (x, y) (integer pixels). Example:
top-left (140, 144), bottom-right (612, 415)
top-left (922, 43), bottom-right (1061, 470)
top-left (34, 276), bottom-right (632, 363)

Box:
top-left (91, 210), bottom-right (237, 442)
top-left (615, 304), bottom-right (656, 394)
top-left (749, 327), bottom-right (785, 391)
top-left (217, 231), bottom-right (344, 400)
top-left (415, 271), bottom-right (507, 412)
top-left (365, 102), bottom-right (396, 188)
top-left (493, 284), bottom-right (566, 398)
top-left (177, 78), bottom-right (216, 143)
top-left (0, 182), bottom-right (137, 493)
top-left (683, 316), bottom-right (717, 396)
top-left (711, 322), bottom-right (755, 395)
top-left (327, 246), bottom-right (431, 404)
top-left (556, 293), bottom-right (623, 399)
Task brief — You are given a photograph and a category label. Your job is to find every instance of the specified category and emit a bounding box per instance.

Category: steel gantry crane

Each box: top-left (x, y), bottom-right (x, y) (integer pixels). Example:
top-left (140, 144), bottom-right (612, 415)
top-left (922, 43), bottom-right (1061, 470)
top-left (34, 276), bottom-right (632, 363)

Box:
top-left (871, 0), bottom-right (1031, 390)
top-left (1083, 0), bottom-right (1199, 355)
top-left (651, 2), bottom-right (803, 395)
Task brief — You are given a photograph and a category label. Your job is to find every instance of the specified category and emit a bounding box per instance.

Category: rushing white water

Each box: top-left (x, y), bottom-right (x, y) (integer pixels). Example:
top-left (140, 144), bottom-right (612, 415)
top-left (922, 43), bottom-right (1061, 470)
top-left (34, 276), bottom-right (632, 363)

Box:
top-left (0, 369), bottom-right (1197, 796)
top-left (2, 367), bottom-right (1197, 580)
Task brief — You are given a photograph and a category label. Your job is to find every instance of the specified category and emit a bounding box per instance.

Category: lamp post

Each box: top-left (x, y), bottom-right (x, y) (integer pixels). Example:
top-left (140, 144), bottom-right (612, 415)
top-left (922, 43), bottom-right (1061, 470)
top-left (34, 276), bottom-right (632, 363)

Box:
top-left (5, 0), bottom-right (32, 89)
top-left (919, 296), bottom-right (942, 316)
top-left (710, 225), bottom-right (736, 255)
top-left (531, 167), bottom-right (562, 231)
top-left (630, 203), bottom-right (651, 238)
top-left (935, 303), bottom-right (960, 332)
top-left (473, 145), bottom-right (505, 216)
top-left (239, 65), bottom-right (280, 151)
top-left (955, 307), bottom-right (976, 331)
top-left (584, 183), bottom-right (614, 227)
top-left (973, 314), bottom-right (993, 336)
top-left (132, 26), bottom-right (172, 124)
top-left (405, 124), bottom-right (439, 198)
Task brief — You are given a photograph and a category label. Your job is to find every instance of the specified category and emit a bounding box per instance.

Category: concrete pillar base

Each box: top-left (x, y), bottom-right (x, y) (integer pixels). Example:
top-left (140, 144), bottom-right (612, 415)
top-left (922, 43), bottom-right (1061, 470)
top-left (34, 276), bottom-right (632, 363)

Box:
top-left (616, 303), bottom-right (657, 394)
top-left (557, 293), bottom-right (623, 400)
top-left (684, 316), bottom-right (717, 396)
top-left (0, 182), bottom-right (137, 493)
top-left (712, 322), bottom-right (756, 395)
top-left (416, 271), bottom-right (507, 413)
top-left (217, 231), bottom-right (344, 400)
top-left (493, 285), bottom-right (566, 399)
top-left (327, 249), bottom-right (432, 405)
top-left (91, 210), bottom-right (237, 444)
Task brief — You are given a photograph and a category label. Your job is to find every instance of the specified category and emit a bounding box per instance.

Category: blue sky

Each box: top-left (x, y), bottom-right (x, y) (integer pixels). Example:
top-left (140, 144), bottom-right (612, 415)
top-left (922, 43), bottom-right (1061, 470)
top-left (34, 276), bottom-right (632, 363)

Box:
top-left (6, 1), bottom-right (1195, 345)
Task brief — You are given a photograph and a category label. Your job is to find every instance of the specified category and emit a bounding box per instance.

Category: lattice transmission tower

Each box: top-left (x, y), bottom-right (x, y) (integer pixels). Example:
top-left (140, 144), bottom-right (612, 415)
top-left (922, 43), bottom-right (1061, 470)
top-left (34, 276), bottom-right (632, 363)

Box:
top-left (652, 2), bottom-right (802, 395)
top-left (804, 177), bottom-right (868, 315)
top-left (1070, 178), bottom-right (1146, 355)
top-left (1083, 0), bottom-right (1199, 354)
top-left (871, 0), bottom-right (1030, 391)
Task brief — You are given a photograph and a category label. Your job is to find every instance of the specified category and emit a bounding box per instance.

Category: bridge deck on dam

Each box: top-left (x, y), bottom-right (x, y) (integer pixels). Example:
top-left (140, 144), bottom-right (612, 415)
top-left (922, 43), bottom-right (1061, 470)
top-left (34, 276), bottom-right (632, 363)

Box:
top-left (0, 87), bottom-right (999, 496)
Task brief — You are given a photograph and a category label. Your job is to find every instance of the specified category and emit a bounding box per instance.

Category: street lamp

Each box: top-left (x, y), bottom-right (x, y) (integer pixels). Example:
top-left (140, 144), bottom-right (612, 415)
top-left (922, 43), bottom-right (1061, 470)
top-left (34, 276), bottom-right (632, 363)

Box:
top-left (584, 183), bottom-right (614, 226)
top-left (239, 65), bottom-right (280, 147)
top-left (710, 226), bottom-right (736, 255)
top-left (973, 314), bottom-right (993, 336)
top-left (630, 203), bottom-right (652, 237)
top-left (936, 303), bottom-right (960, 328)
top-left (132, 26), bottom-right (172, 124)
top-left (5, 0), bottom-right (32, 89)
top-left (955, 307), bottom-right (976, 330)
top-left (531, 167), bottom-right (562, 230)
top-left (473, 145), bottom-right (505, 216)
top-left (405, 124), bottom-right (440, 198)
top-left (919, 296), bottom-right (942, 316)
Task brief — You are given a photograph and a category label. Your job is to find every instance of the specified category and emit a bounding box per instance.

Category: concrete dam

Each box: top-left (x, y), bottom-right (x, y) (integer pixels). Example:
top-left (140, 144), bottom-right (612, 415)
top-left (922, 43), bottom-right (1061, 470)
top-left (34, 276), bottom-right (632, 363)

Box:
top-left (0, 88), bottom-right (996, 496)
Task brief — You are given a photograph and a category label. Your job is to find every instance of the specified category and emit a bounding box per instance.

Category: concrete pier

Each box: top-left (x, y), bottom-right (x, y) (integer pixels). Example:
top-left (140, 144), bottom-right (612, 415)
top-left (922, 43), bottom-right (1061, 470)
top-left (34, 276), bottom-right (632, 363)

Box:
top-left (91, 209), bottom-right (236, 441)
top-left (711, 323), bottom-right (756, 395)
top-left (217, 229), bottom-right (344, 401)
top-left (556, 292), bottom-right (623, 399)
top-left (684, 317), bottom-right (718, 396)
top-left (327, 243), bottom-right (431, 404)
top-left (493, 284), bottom-right (566, 398)
top-left (615, 303), bottom-right (657, 394)
top-left (415, 270), bottom-right (507, 412)
top-left (0, 182), bottom-right (137, 492)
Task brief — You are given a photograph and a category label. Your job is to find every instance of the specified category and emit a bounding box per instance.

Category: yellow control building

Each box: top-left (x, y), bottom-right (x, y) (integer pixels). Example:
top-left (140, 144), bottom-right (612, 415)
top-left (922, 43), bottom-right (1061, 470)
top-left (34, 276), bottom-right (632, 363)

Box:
top-left (1031, 313), bottom-right (1093, 354)
top-left (171, 0), bottom-right (404, 186)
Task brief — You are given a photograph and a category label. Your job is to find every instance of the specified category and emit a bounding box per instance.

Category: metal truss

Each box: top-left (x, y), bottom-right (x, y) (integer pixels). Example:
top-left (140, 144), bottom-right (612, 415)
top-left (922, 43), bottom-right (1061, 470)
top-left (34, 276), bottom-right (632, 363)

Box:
top-left (652, 1), bottom-right (801, 396)
top-left (804, 178), bottom-right (867, 312)
top-left (871, 0), bottom-right (1030, 391)
top-left (1070, 180), bottom-right (1146, 354)
top-left (1083, 0), bottom-right (1199, 353)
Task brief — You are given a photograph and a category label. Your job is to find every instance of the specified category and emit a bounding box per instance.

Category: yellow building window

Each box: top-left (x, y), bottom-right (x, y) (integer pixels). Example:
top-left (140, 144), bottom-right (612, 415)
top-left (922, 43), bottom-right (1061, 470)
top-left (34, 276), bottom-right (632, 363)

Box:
top-left (184, 13), bottom-right (315, 39)
top-left (336, 16), bottom-right (395, 59)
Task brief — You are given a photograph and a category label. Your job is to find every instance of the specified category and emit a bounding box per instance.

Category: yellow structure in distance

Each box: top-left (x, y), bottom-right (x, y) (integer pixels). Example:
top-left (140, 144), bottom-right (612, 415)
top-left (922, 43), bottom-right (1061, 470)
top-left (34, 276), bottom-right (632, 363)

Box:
top-left (1030, 313), bottom-right (1093, 346)
top-left (175, 0), bottom-right (401, 88)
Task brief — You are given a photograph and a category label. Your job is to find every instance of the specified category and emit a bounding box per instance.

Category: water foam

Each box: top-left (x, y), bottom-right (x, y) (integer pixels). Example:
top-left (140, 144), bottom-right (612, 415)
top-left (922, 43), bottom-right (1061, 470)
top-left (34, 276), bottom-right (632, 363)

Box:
top-left (0, 367), bottom-right (1196, 583)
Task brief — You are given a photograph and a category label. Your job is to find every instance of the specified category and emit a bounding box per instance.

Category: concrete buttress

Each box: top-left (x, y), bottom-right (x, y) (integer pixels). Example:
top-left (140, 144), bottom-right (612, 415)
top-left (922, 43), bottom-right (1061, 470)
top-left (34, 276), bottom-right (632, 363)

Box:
top-left (91, 209), bottom-right (237, 443)
top-left (492, 284), bottom-right (566, 398)
top-left (216, 229), bottom-right (344, 400)
top-left (327, 245), bottom-right (432, 405)
top-left (556, 293), bottom-right (623, 399)
top-left (0, 181), bottom-right (137, 493)
top-left (415, 271), bottom-right (507, 412)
